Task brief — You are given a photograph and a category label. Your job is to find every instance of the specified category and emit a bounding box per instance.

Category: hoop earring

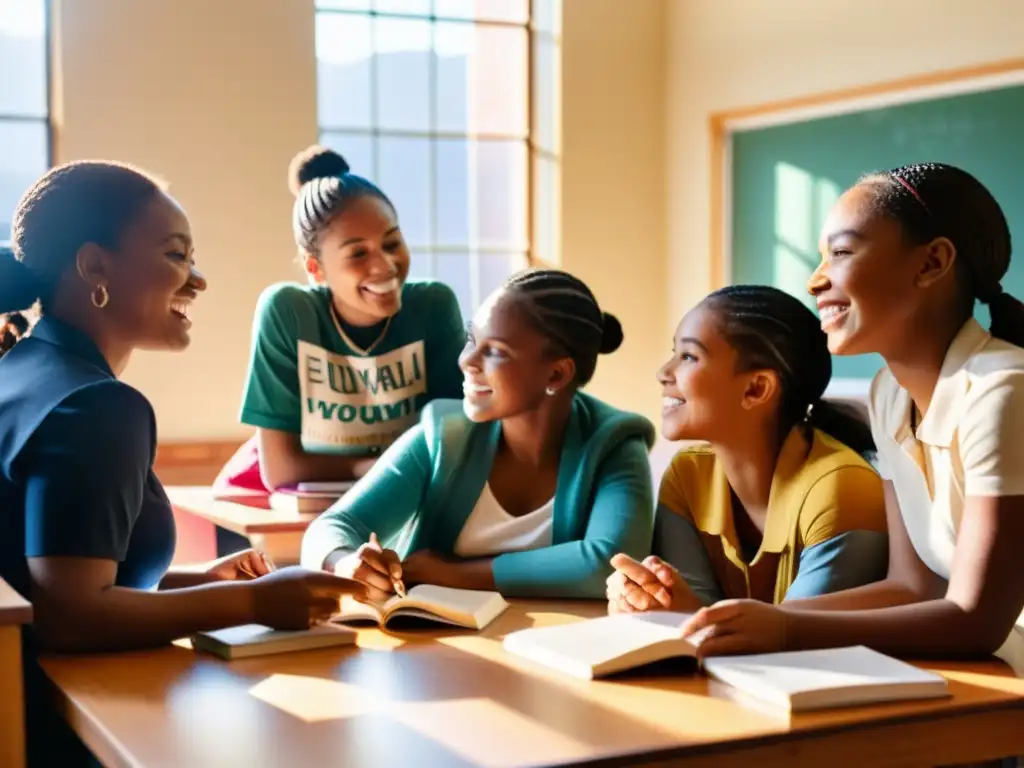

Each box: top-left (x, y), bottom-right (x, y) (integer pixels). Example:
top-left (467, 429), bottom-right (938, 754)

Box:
top-left (545, 387), bottom-right (557, 396)
top-left (91, 284), bottom-right (109, 309)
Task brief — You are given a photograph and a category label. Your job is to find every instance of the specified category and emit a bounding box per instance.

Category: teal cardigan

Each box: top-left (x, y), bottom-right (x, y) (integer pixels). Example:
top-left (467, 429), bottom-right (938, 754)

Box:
top-left (300, 393), bottom-right (656, 598)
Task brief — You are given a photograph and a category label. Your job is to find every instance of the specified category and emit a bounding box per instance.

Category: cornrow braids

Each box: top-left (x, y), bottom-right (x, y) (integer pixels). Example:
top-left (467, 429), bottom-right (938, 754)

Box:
top-left (503, 268), bottom-right (624, 387)
top-left (860, 162), bottom-right (1024, 347)
top-left (288, 145), bottom-right (396, 256)
top-left (702, 285), bottom-right (874, 456)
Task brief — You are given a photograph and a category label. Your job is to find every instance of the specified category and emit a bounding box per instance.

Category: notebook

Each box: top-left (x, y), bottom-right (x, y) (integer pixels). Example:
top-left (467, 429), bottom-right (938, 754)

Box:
top-left (192, 622), bottom-right (358, 660)
top-left (702, 645), bottom-right (950, 712)
top-left (334, 585), bottom-right (509, 630)
top-left (268, 483), bottom-right (353, 515)
top-left (503, 611), bottom-right (701, 679)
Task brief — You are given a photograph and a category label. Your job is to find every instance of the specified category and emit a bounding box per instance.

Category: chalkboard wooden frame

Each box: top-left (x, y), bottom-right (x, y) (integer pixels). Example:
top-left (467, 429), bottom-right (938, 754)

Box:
top-left (707, 57), bottom-right (1024, 397)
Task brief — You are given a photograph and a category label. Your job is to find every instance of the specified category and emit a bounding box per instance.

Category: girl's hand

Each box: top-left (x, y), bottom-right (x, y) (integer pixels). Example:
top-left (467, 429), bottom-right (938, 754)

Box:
top-left (606, 553), bottom-right (697, 614)
top-left (204, 549), bottom-right (274, 581)
top-left (680, 599), bottom-right (789, 658)
top-left (333, 532), bottom-right (403, 603)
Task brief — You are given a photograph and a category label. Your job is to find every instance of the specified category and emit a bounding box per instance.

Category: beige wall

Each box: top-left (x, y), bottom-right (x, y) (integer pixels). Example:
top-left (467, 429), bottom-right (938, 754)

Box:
top-left (666, 0), bottom-right (1024, 327)
top-left (54, 0), bottom-right (319, 440)
top-left (560, 0), bottom-right (667, 424)
top-left (51, 0), bottom-right (671, 440)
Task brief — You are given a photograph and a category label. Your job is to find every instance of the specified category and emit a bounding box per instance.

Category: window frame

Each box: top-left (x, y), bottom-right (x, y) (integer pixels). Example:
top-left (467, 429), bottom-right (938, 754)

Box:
top-left (314, 0), bottom-right (560, 313)
top-left (0, 0), bottom-right (53, 242)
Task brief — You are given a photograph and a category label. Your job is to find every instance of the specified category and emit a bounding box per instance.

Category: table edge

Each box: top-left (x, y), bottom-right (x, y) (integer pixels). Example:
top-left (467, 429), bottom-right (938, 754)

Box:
top-left (0, 577), bottom-right (32, 626)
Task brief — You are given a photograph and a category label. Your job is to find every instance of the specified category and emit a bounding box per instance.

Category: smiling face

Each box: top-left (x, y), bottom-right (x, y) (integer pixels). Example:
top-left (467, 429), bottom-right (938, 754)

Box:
top-left (309, 195), bottom-right (410, 327)
top-left (657, 304), bottom-right (779, 442)
top-left (459, 289), bottom-right (573, 423)
top-left (808, 183), bottom-right (930, 356)
top-left (89, 191), bottom-right (206, 351)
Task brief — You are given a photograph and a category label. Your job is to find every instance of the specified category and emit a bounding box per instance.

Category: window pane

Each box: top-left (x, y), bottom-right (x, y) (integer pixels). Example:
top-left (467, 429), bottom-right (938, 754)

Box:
top-left (435, 22), bottom-right (527, 136)
top-left (479, 252), bottom-right (527, 302)
top-left (375, 17), bottom-right (431, 132)
top-left (0, 120), bottom-right (47, 240)
top-left (435, 139), bottom-right (526, 250)
top-left (532, 35), bottom-right (560, 154)
top-left (377, 136), bottom-right (431, 247)
top-left (319, 131), bottom-right (375, 179)
top-left (317, 13), bottom-right (372, 129)
top-left (533, 153), bottom-right (560, 265)
top-left (374, 0), bottom-right (430, 13)
top-left (532, 0), bottom-right (562, 35)
top-left (434, 0), bottom-right (529, 23)
top-left (434, 251), bottom-right (473, 318)
top-left (434, 139), bottom-right (470, 247)
top-left (476, 140), bottom-right (527, 250)
top-left (0, 0), bottom-right (47, 118)
top-left (406, 249), bottom-right (434, 282)
top-left (317, 0), bottom-right (371, 9)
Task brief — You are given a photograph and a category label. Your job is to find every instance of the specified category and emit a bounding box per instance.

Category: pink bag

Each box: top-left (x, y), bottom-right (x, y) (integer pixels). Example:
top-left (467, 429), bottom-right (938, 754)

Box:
top-left (213, 434), bottom-right (269, 494)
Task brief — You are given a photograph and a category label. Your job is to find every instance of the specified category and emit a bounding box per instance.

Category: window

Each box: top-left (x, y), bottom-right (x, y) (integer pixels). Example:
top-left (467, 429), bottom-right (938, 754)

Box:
top-left (315, 0), bottom-right (561, 318)
top-left (0, 0), bottom-right (49, 241)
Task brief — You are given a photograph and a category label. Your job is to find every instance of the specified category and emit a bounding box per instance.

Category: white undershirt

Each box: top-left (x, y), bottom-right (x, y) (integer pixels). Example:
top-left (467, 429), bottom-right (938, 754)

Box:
top-left (453, 483), bottom-right (554, 558)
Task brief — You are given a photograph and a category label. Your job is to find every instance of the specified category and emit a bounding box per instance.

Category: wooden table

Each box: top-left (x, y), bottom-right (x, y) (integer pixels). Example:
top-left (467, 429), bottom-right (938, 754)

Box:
top-left (167, 486), bottom-right (314, 566)
top-left (41, 601), bottom-right (1024, 768)
top-left (0, 577), bottom-right (32, 768)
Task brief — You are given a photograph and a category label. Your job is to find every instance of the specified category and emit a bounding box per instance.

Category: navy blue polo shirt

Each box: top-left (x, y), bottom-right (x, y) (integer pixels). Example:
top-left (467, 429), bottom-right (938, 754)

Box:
top-left (0, 316), bottom-right (175, 601)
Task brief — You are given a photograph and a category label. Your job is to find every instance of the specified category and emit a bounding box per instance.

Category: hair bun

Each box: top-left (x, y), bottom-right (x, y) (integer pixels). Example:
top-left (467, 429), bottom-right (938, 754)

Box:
top-left (599, 311), bottom-right (623, 354)
top-left (287, 145), bottom-right (350, 195)
top-left (0, 243), bottom-right (44, 315)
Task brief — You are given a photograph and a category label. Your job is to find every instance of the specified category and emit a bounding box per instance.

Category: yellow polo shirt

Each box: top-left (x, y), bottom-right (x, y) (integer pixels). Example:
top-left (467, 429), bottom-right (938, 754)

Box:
top-left (657, 427), bottom-right (887, 604)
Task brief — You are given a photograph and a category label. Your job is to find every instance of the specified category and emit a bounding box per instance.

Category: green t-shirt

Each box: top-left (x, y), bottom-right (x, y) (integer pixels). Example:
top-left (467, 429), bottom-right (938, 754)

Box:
top-left (240, 280), bottom-right (465, 456)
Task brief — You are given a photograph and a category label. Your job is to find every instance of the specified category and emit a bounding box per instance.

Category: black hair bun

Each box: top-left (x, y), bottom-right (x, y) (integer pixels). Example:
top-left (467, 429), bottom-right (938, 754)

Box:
top-left (599, 311), bottom-right (624, 354)
top-left (288, 145), bottom-right (350, 195)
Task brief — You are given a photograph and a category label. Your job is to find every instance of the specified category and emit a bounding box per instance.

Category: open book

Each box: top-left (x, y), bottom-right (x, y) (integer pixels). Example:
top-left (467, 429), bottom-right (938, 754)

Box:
top-left (192, 623), bottom-right (357, 660)
top-left (334, 585), bottom-right (509, 630)
top-left (503, 611), bottom-right (701, 679)
top-left (703, 645), bottom-right (949, 712)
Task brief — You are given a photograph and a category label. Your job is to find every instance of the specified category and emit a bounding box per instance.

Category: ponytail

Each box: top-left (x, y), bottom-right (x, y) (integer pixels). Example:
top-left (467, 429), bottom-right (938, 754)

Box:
top-left (808, 399), bottom-right (875, 459)
top-left (0, 243), bottom-right (45, 360)
top-left (985, 291), bottom-right (1024, 349)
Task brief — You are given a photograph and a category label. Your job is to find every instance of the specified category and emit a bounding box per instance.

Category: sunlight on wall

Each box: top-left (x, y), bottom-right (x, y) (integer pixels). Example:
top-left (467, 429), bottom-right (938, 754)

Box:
top-left (0, 0), bottom-right (43, 37)
top-left (772, 162), bottom-right (840, 309)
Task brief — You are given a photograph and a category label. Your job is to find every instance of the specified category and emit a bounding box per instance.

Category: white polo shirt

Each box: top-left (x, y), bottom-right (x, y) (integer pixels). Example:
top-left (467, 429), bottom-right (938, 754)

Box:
top-left (869, 318), bottom-right (1024, 675)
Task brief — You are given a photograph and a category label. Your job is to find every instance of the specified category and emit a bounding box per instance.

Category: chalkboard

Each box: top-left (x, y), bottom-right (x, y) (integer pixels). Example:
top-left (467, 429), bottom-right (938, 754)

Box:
top-left (730, 82), bottom-right (1024, 381)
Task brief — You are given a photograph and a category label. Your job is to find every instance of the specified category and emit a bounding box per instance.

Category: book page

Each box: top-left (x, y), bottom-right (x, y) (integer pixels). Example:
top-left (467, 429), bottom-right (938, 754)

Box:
top-left (702, 646), bottom-right (949, 711)
top-left (504, 612), bottom-right (696, 675)
top-left (333, 596), bottom-right (386, 625)
top-left (385, 585), bottom-right (508, 629)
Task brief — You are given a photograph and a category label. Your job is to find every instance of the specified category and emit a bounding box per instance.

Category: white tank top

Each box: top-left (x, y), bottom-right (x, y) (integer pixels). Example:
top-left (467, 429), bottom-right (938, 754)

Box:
top-left (453, 483), bottom-right (554, 558)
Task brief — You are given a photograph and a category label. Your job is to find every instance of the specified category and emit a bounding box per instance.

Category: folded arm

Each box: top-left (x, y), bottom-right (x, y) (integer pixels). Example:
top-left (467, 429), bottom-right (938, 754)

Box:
top-left (257, 428), bottom-right (376, 489)
top-left (23, 383), bottom-right (256, 652)
top-left (491, 438), bottom-right (655, 598)
top-left (300, 423), bottom-right (432, 570)
top-left (783, 491), bottom-right (1024, 658)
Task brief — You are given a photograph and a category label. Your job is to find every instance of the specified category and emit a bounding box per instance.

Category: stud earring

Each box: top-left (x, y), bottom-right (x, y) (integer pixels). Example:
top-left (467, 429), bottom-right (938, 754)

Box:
top-left (91, 284), bottom-right (109, 309)
top-left (545, 387), bottom-right (557, 396)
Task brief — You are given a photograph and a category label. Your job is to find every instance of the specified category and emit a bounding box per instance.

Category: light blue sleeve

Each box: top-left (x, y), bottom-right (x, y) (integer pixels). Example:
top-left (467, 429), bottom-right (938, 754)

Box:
top-left (491, 437), bottom-right (655, 598)
top-left (300, 423), bottom-right (432, 569)
top-left (783, 530), bottom-right (889, 601)
top-left (652, 505), bottom-right (724, 606)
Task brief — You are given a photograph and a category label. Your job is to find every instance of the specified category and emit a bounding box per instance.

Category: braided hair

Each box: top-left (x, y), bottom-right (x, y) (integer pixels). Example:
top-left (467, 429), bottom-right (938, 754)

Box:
top-left (289, 145), bottom-right (396, 257)
top-left (503, 268), bottom-right (624, 387)
top-left (702, 285), bottom-right (874, 456)
top-left (860, 162), bottom-right (1024, 347)
top-left (0, 161), bottom-right (165, 360)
